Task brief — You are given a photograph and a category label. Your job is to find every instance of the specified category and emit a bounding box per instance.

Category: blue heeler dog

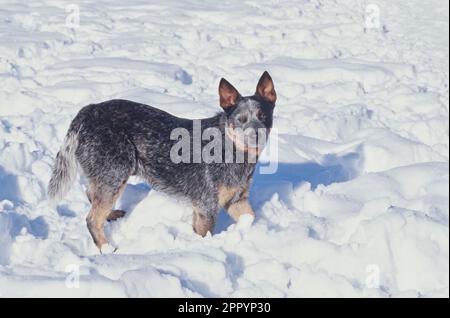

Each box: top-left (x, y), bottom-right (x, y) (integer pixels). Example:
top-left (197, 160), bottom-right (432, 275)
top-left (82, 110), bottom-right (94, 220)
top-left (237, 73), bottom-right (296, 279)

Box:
top-left (48, 71), bottom-right (276, 253)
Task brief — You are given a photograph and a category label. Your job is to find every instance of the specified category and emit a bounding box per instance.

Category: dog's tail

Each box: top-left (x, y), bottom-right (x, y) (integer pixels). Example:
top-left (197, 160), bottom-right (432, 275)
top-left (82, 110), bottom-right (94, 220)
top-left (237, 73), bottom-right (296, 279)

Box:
top-left (47, 130), bottom-right (79, 203)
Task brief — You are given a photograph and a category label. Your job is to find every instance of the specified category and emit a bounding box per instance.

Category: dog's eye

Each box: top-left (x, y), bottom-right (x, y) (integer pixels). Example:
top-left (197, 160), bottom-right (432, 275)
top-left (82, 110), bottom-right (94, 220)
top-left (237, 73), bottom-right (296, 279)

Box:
top-left (238, 115), bottom-right (248, 124)
top-left (256, 110), bottom-right (264, 120)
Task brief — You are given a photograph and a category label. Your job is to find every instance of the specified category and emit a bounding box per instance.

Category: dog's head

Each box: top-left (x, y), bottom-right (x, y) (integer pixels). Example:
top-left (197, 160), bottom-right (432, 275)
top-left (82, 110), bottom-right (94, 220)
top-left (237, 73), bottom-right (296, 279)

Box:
top-left (218, 71), bottom-right (276, 153)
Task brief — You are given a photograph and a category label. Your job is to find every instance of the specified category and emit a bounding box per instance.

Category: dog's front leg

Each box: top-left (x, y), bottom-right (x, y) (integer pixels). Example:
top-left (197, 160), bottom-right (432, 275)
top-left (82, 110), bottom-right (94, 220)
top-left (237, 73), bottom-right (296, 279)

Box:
top-left (224, 186), bottom-right (255, 222)
top-left (192, 205), bottom-right (217, 237)
top-left (226, 199), bottom-right (255, 222)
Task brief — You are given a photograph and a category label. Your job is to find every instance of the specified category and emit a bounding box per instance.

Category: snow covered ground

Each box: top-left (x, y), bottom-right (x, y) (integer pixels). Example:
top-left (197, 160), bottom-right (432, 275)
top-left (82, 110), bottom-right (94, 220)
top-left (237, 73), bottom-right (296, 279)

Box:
top-left (0, 0), bottom-right (448, 297)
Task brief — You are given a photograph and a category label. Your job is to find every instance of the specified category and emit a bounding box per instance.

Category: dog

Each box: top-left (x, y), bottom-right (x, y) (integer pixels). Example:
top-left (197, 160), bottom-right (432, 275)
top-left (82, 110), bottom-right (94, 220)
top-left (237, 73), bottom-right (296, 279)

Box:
top-left (48, 71), bottom-right (276, 253)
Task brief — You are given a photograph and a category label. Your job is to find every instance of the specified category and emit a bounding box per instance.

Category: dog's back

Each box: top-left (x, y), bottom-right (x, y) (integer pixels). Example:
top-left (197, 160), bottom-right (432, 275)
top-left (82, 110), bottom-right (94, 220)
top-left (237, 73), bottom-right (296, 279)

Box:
top-left (51, 99), bottom-right (198, 198)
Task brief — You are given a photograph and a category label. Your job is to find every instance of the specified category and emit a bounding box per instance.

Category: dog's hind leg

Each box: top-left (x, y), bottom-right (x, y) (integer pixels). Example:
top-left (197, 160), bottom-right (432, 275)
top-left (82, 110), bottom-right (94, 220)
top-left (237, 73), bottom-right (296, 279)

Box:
top-left (107, 179), bottom-right (128, 222)
top-left (78, 133), bottom-right (136, 252)
top-left (86, 179), bottom-right (127, 222)
top-left (107, 210), bottom-right (126, 222)
top-left (86, 179), bottom-right (127, 253)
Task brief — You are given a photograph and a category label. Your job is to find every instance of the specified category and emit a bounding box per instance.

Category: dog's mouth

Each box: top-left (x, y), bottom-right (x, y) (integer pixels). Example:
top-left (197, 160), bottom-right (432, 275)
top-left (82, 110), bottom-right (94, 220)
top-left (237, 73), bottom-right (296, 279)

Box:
top-left (225, 125), bottom-right (269, 154)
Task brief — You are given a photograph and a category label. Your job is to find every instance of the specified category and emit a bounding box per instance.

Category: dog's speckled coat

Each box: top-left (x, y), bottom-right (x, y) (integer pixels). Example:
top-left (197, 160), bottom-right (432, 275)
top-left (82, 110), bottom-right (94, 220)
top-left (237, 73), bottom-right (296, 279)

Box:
top-left (48, 72), bottom-right (276, 251)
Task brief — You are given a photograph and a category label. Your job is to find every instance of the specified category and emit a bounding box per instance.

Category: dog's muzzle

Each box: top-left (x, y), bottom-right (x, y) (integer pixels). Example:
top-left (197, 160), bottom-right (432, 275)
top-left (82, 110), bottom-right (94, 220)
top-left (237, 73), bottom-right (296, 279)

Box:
top-left (225, 125), bottom-right (269, 155)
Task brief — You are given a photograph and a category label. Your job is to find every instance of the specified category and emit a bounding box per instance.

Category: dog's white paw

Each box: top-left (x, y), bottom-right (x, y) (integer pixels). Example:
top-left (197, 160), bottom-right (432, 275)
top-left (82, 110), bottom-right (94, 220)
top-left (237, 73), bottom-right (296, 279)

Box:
top-left (236, 214), bottom-right (255, 229)
top-left (99, 243), bottom-right (117, 254)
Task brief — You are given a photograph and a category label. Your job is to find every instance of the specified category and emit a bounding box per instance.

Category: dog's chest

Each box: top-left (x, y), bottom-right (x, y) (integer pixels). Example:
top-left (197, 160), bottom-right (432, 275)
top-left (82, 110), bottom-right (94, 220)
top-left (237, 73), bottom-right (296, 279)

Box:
top-left (217, 164), bottom-right (254, 207)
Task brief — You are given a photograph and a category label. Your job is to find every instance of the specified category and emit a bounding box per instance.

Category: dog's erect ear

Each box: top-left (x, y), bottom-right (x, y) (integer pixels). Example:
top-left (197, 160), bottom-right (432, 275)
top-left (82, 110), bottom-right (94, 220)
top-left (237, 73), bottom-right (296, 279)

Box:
top-left (255, 71), bottom-right (276, 104)
top-left (219, 78), bottom-right (241, 109)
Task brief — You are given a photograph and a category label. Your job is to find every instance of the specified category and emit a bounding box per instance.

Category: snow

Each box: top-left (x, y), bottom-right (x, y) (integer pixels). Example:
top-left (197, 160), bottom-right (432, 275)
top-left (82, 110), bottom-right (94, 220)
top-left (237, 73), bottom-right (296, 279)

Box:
top-left (0, 0), bottom-right (448, 297)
